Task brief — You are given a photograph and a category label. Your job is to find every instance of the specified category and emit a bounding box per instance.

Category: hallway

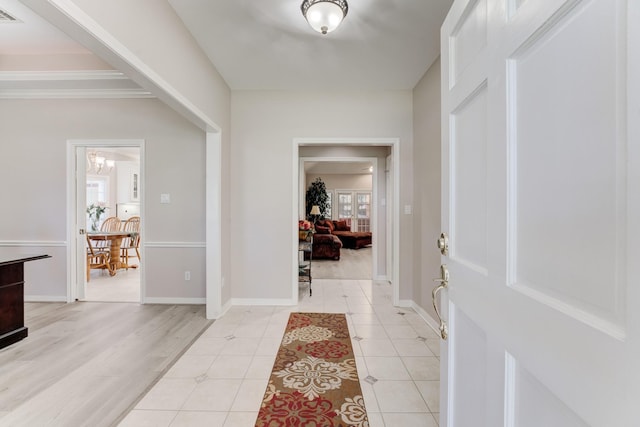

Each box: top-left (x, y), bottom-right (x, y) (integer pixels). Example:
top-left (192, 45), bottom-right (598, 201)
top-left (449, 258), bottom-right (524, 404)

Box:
top-left (121, 279), bottom-right (441, 426)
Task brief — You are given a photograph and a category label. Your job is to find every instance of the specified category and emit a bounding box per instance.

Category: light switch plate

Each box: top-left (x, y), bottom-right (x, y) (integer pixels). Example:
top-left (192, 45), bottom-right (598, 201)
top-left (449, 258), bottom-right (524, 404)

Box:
top-left (404, 204), bottom-right (412, 215)
top-left (160, 193), bottom-right (171, 204)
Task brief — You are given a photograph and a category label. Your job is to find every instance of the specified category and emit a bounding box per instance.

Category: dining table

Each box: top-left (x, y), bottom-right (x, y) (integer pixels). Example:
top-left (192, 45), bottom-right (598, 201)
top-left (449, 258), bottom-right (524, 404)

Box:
top-left (87, 231), bottom-right (133, 274)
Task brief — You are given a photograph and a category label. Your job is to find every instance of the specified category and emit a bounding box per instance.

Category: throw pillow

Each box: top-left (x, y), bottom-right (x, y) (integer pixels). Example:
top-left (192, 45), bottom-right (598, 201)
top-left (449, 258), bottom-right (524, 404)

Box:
top-left (318, 219), bottom-right (334, 232)
top-left (335, 220), bottom-right (350, 231)
top-left (315, 225), bottom-right (330, 234)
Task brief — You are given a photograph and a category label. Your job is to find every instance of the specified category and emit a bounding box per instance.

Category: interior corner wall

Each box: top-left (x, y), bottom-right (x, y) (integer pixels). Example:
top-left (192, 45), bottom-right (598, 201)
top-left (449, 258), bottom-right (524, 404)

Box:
top-left (412, 57), bottom-right (442, 322)
top-left (0, 98), bottom-right (207, 300)
top-left (230, 90), bottom-right (414, 301)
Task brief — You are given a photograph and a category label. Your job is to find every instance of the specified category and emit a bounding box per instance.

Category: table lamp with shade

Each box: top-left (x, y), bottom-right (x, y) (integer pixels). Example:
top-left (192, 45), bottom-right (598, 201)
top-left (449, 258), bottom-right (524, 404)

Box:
top-left (310, 205), bottom-right (321, 225)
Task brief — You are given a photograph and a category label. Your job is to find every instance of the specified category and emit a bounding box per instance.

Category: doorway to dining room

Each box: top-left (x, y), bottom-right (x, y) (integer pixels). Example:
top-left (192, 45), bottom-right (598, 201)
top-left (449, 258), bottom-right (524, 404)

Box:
top-left (67, 140), bottom-right (144, 303)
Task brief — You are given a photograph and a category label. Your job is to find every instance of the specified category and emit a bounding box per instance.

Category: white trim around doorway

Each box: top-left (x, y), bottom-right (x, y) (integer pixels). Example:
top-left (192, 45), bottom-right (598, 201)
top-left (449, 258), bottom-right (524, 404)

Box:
top-left (205, 131), bottom-right (223, 319)
top-left (66, 139), bottom-right (145, 304)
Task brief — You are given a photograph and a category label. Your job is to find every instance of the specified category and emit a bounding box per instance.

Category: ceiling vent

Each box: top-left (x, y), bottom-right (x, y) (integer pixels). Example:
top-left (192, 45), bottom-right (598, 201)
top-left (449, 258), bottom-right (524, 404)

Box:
top-left (0, 8), bottom-right (20, 23)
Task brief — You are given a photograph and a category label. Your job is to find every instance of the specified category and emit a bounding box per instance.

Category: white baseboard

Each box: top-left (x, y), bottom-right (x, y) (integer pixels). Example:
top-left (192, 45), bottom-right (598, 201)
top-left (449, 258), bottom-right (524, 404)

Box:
top-left (410, 301), bottom-right (440, 336)
top-left (207, 299), bottom-right (233, 320)
top-left (144, 297), bottom-right (206, 305)
top-left (25, 295), bottom-right (68, 302)
top-left (218, 299), bottom-right (233, 318)
top-left (230, 298), bottom-right (297, 306)
top-left (396, 299), bottom-right (441, 336)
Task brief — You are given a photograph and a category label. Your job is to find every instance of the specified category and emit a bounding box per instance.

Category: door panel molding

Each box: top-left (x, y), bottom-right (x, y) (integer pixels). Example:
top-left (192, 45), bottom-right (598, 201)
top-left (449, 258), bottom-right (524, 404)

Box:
top-left (440, 0), bottom-right (635, 425)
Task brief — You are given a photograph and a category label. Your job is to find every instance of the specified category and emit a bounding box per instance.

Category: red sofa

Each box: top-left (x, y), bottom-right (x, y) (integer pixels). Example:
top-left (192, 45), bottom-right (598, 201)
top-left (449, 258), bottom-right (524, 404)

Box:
top-left (316, 219), bottom-right (372, 249)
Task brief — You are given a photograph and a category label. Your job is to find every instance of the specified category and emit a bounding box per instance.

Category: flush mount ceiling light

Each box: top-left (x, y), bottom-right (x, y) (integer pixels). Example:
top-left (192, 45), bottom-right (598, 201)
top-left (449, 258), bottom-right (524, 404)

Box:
top-left (301, 0), bottom-right (348, 35)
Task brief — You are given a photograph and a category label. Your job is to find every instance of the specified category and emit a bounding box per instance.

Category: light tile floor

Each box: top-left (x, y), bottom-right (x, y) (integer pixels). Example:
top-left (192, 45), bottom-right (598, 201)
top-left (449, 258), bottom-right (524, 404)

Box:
top-left (119, 279), bottom-right (441, 427)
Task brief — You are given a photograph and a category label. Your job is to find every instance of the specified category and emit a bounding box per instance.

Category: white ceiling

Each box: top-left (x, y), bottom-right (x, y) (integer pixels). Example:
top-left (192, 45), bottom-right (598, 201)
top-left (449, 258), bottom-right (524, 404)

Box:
top-left (0, 0), bottom-right (453, 92)
top-left (168, 0), bottom-right (453, 90)
top-left (0, 0), bottom-right (87, 54)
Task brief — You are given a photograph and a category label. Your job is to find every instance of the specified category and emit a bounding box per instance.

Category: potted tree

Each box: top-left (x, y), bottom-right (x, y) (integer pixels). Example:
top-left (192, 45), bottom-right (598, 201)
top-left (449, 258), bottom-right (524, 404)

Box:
top-left (305, 177), bottom-right (329, 220)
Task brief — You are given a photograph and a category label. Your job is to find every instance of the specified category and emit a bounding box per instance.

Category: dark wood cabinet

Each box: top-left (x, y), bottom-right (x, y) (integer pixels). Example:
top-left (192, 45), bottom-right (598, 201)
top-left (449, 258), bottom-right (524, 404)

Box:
top-left (0, 255), bottom-right (50, 349)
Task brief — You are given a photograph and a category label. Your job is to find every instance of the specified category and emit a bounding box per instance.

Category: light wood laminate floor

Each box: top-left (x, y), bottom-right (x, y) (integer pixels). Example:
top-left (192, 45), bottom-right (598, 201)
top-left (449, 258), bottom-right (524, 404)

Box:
top-left (0, 302), bottom-right (211, 427)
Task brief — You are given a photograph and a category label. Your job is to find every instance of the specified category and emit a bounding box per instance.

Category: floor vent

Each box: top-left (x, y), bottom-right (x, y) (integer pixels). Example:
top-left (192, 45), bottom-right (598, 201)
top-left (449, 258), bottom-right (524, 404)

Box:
top-left (0, 8), bottom-right (19, 23)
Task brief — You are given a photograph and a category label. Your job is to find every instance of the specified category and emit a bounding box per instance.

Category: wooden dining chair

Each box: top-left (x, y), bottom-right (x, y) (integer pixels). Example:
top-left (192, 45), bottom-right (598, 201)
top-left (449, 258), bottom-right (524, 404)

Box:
top-left (101, 216), bottom-right (121, 231)
top-left (120, 216), bottom-right (141, 269)
top-left (86, 234), bottom-right (112, 281)
top-left (93, 216), bottom-right (121, 253)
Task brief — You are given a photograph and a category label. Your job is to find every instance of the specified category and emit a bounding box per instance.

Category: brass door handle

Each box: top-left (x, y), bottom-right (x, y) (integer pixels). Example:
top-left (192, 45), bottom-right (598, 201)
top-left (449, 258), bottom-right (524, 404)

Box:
top-left (437, 232), bottom-right (448, 256)
top-left (432, 264), bottom-right (449, 340)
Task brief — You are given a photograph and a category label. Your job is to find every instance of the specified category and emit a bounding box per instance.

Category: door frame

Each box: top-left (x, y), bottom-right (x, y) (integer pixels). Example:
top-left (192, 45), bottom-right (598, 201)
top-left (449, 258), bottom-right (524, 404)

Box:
top-left (293, 138), bottom-right (400, 305)
top-left (66, 139), bottom-right (145, 303)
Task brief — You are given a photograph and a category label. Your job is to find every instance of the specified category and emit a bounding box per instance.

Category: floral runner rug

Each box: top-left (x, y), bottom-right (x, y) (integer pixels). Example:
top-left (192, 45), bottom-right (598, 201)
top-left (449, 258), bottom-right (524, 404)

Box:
top-left (255, 312), bottom-right (369, 426)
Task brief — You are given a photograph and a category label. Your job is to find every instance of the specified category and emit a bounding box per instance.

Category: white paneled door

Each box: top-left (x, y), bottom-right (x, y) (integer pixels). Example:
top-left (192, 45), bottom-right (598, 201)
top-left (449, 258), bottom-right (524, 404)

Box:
top-left (75, 147), bottom-right (87, 301)
top-left (439, 0), bottom-right (638, 426)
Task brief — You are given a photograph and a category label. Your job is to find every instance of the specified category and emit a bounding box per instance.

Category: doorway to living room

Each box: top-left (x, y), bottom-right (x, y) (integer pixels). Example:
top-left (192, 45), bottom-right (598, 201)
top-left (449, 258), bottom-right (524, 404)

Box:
top-left (294, 138), bottom-right (400, 305)
top-left (303, 160), bottom-right (374, 280)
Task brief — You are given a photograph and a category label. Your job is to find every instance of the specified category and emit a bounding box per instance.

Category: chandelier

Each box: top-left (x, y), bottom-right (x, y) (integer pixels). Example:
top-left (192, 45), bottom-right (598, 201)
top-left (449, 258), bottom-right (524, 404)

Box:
top-left (301, 0), bottom-right (348, 35)
top-left (87, 151), bottom-right (114, 175)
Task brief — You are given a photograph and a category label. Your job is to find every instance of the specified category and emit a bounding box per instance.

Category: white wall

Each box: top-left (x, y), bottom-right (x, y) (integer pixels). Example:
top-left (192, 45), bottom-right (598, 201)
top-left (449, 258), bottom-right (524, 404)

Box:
top-left (0, 98), bottom-right (207, 300)
top-left (18, 0), bottom-right (233, 307)
top-left (230, 90), bottom-right (414, 301)
top-left (412, 57), bottom-right (442, 321)
top-left (306, 174), bottom-right (373, 196)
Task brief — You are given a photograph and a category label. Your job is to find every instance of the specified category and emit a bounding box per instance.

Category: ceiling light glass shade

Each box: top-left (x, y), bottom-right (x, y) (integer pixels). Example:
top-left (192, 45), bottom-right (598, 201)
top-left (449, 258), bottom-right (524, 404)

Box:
top-left (87, 151), bottom-right (115, 175)
top-left (301, 0), bottom-right (348, 35)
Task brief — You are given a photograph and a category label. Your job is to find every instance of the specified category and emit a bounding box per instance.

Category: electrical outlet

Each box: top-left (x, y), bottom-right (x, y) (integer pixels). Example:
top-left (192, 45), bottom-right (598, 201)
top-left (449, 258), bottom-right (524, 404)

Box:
top-left (184, 271), bottom-right (191, 281)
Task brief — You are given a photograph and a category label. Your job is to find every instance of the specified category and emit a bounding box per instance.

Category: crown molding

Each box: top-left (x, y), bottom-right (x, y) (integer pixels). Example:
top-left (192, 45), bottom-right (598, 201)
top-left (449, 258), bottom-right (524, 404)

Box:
top-left (0, 88), bottom-right (154, 99)
top-left (0, 70), bottom-right (153, 99)
top-left (0, 70), bottom-right (128, 81)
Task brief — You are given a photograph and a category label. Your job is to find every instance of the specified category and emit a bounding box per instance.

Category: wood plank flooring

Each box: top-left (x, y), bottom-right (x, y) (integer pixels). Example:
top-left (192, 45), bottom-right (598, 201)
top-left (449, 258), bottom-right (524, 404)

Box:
top-left (0, 302), bottom-right (211, 427)
top-left (312, 247), bottom-right (373, 280)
